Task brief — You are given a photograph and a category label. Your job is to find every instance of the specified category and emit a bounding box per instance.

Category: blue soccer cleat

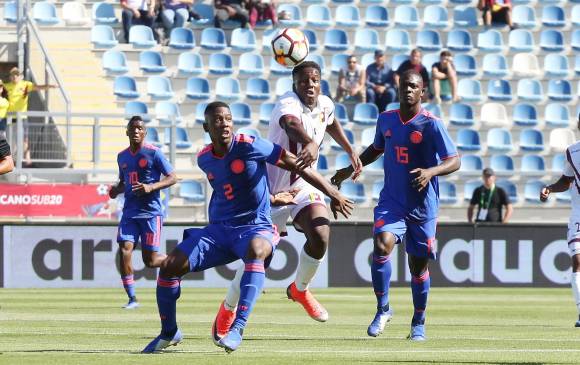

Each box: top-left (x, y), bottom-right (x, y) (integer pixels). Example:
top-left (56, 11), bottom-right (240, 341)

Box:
top-left (407, 323), bottom-right (426, 341)
top-left (142, 329), bottom-right (183, 353)
top-left (218, 327), bottom-right (244, 353)
top-left (367, 307), bottom-right (393, 337)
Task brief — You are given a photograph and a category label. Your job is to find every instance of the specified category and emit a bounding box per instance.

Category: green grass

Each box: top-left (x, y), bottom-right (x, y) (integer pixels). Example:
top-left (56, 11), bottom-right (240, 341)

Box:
top-left (1, 287), bottom-right (580, 364)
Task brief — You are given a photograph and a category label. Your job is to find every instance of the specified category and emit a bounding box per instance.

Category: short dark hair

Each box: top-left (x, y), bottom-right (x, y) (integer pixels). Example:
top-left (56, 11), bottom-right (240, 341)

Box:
top-left (204, 101), bottom-right (230, 119)
top-left (410, 48), bottom-right (422, 56)
top-left (400, 70), bottom-right (423, 88)
top-left (292, 61), bottom-right (321, 80)
top-left (440, 50), bottom-right (452, 58)
top-left (127, 115), bottom-right (145, 128)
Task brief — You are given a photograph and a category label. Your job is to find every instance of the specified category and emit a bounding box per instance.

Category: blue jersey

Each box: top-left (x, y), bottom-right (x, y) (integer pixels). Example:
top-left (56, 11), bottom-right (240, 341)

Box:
top-left (197, 134), bottom-right (283, 225)
top-left (117, 143), bottom-right (174, 219)
top-left (373, 108), bottom-right (458, 221)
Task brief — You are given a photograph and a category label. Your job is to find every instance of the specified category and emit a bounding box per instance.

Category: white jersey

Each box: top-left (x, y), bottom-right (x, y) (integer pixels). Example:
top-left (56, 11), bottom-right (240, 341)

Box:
top-left (266, 91), bottom-right (335, 194)
top-left (564, 141), bottom-right (580, 217)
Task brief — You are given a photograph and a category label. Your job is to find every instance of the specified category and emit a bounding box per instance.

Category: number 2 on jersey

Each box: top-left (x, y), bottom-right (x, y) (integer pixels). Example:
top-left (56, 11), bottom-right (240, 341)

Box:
top-left (223, 183), bottom-right (234, 200)
top-left (395, 146), bottom-right (409, 164)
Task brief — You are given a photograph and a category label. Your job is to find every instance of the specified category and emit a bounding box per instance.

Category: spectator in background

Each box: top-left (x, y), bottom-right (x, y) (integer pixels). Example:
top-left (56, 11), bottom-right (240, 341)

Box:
top-left (366, 50), bottom-right (396, 113)
top-left (0, 80), bottom-right (9, 139)
top-left (477, 0), bottom-right (515, 30)
top-left (467, 168), bottom-right (513, 224)
top-left (248, 0), bottom-right (277, 28)
top-left (214, 0), bottom-right (249, 28)
top-left (161, 0), bottom-right (192, 37)
top-left (120, 0), bottom-right (157, 43)
top-left (394, 49), bottom-right (430, 102)
top-left (336, 55), bottom-right (365, 104)
top-left (431, 50), bottom-right (460, 104)
top-left (5, 67), bottom-right (56, 167)
top-left (0, 137), bottom-right (13, 175)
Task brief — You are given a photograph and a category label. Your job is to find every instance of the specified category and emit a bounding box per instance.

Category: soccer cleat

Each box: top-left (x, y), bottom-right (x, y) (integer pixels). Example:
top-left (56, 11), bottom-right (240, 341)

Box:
top-left (122, 299), bottom-right (140, 310)
top-left (367, 307), bottom-right (394, 337)
top-left (211, 301), bottom-right (236, 347)
top-left (218, 327), bottom-right (244, 353)
top-left (575, 318), bottom-right (580, 328)
top-left (286, 282), bottom-right (329, 322)
top-left (407, 323), bottom-right (426, 341)
top-left (141, 329), bottom-right (183, 353)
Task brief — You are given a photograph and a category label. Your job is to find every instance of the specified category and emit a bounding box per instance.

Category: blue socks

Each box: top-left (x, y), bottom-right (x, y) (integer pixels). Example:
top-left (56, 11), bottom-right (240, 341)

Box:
top-left (156, 276), bottom-right (181, 337)
top-left (121, 275), bottom-right (136, 300)
top-left (232, 260), bottom-right (265, 330)
top-left (411, 270), bottom-right (430, 325)
top-left (371, 254), bottom-right (392, 310)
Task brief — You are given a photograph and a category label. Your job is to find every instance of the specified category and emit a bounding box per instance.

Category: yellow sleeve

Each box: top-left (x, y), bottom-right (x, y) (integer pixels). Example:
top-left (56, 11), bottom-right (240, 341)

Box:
top-left (26, 81), bottom-right (36, 92)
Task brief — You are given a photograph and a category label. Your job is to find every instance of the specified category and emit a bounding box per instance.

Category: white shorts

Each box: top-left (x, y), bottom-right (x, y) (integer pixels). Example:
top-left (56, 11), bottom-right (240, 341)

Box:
top-left (567, 217), bottom-right (580, 256)
top-left (271, 186), bottom-right (326, 236)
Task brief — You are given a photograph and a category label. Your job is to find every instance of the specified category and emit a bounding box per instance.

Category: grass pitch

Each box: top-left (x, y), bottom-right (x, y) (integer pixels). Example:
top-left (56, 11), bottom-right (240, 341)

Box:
top-left (1, 287), bottom-right (579, 365)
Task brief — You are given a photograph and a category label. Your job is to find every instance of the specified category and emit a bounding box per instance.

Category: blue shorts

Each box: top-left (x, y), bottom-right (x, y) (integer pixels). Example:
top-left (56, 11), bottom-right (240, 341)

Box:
top-left (373, 207), bottom-right (437, 260)
top-left (117, 216), bottom-right (163, 252)
top-left (176, 223), bottom-right (280, 272)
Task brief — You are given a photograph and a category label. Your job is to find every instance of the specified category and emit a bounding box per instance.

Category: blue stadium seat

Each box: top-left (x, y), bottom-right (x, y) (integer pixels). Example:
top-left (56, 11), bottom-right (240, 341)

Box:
top-left (361, 52), bottom-right (377, 68)
top-left (544, 54), bottom-right (569, 78)
top-left (102, 50), bottom-right (128, 74)
top-left (482, 54), bottom-right (508, 77)
top-left (450, 0), bottom-right (472, 4)
top-left (200, 28), bottom-right (227, 50)
top-left (139, 51), bottom-right (166, 73)
top-left (186, 77), bottom-right (210, 100)
top-left (552, 154), bottom-right (565, 172)
top-left (155, 101), bottom-right (182, 125)
top-left (456, 129), bottom-right (481, 151)
top-left (497, 180), bottom-right (518, 204)
top-left (353, 103), bottom-right (379, 125)
top-left (125, 101), bottom-right (149, 122)
top-left (145, 127), bottom-right (163, 148)
top-left (481, 102), bottom-right (509, 127)
top-left (361, 127), bottom-right (376, 148)
top-left (386, 102), bottom-right (400, 111)
top-left (177, 52), bottom-right (203, 76)
top-left (423, 5), bottom-right (448, 28)
top-left (556, 189), bottom-right (571, 203)
top-left (416, 30), bottom-right (442, 51)
top-left (324, 29), bottom-right (349, 51)
top-left (573, 30), bottom-right (580, 52)
top-left (320, 79), bottom-right (331, 98)
top-left (92, 2), bottom-right (117, 24)
top-left (453, 6), bottom-right (478, 28)
top-left (367, 155), bottom-right (384, 172)
top-left (129, 25), bottom-right (156, 48)
top-left (423, 103), bottom-right (443, 118)
top-left (355, 29), bottom-right (381, 52)
top-left (463, 179), bottom-right (480, 201)
top-left (238, 53), bottom-right (264, 76)
top-left (386, 29), bottom-right (412, 53)
top-left (547, 80), bottom-right (573, 102)
top-left (519, 128), bottom-right (544, 152)
top-left (542, 5), bottom-right (565, 27)
top-left (454, 54), bottom-right (477, 76)
top-left (545, 103), bottom-right (570, 127)
top-left (303, 29), bottom-right (319, 52)
top-left (521, 154), bottom-right (546, 174)
top-left (449, 103), bottom-right (474, 126)
top-left (305, 54), bottom-right (326, 74)
top-left (335, 103), bottom-right (350, 124)
top-left (317, 154), bottom-right (329, 173)
top-left (517, 79), bottom-right (543, 102)
top-left (334, 152), bottom-right (351, 169)
top-left (573, 5), bottom-right (580, 27)
top-left (168, 27), bottom-right (195, 50)
top-left (208, 53), bottom-right (233, 75)
top-left (278, 4), bottom-right (303, 27)
top-left (4, 1), bottom-right (17, 23)
top-left (190, 3), bottom-right (213, 28)
top-left (460, 154), bottom-right (483, 174)
top-left (230, 102), bottom-right (252, 126)
top-left (114, 76), bottom-right (139, 99)
top-left (331, 129), bottom-right (354, 150)
top-left (458, 79), bottom-right (484, 102)
top-left (237, 127), bottom-right (261, 138)
top-left (394, 5), bottom-right (419, 28)
top-left (487, 128), bottom-right (513, 153)
top-left (164, 127), bottom-right (192, 149)
top-left (259, 102), bottom-right (275, 125)
top-left (447, 29), bottom-right (473, 52)
top-left (392, 53), bottom-right (409, 70)
top-left (508, 29), bottom-right (534, 52)
top-left (275, 78), bottom-right (293, 97)
top-left (341, 182), bottom-right (366, 204)
top-left (524, 180), bottom-right (544, 203)
top-left (195, 102), bottom-right (209, 124)
top-left (372, 180), bottom-right (383, 201)
top-left (231, 28), bottom-right (257, 52)
top-left (439, 181), bottom-right (458, 204)
top-left (513, 103), bottom-right (538, 127)
top-left (421, 52), bottom-right (440, 72)
top-left (365, 5), bottom-right (389, 27)
top-left (261, 28), bottom-right (278, 53)
top-left (477, 29), bottom-right (504, 52)
top-left (147, 76), bottom-right (173, 100)
top-left (91, 25), bottom-right (118, 48)
top-left (330, 54), bottom-right (349, 75)
top-left (246, 77), bottom-right (270, 100)
top-left (512, 5), bottom-right (535, 28)
top-left (487, 80), bottom-right (512, 102)
top-left (336, 4), bottom-right (360, 27)
top-left (215, 77), bottom-right (241, 101)
top-left (179, 181), bottom-right (205, 204)
top-left (33, 1), bottom-right (59, 25)
top-left (540, 29), bottom-right (564, 52)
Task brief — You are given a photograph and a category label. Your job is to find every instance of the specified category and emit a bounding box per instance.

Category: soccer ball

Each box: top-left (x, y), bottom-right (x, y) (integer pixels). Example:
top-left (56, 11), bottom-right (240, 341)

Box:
top-left (271, 28), bottom-right (309, 68)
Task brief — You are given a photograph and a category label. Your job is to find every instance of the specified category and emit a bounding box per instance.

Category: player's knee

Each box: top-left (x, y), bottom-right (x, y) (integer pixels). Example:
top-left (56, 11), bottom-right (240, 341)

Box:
top-left (307, 225), bottom-right (330, 248)
top-left (373, 235), bottom-right (395, 256)
top-left (159, 255), bottom-right (181, 277)
top-left (246, 240), bottom-right (271, 260)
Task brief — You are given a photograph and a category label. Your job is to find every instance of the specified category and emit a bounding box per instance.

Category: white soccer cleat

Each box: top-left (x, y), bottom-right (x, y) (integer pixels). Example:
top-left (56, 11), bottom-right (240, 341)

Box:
top-left (367, 307), bottom-right (393, 337)
top-left (123, 300), bottom-right (140, 310)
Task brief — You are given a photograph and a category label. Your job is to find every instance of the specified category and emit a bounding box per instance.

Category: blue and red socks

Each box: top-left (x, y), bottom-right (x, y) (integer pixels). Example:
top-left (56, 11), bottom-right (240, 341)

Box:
top-left (121, 275), bottom-right (136, 301)
top-left (371, 254), bottom-right (392, 311)
top-left (232, 260), bottom-right (266, 330)
top-left (411, 270), bottom-right (430, 325)
top-left (156, 276), bottom-right (181, 337)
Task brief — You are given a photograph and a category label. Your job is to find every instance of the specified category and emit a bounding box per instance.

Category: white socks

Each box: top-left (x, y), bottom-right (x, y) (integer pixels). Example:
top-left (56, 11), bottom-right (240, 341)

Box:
top-left (294, 247), bottom-right (324, 292)
top-left (224, 264), bottom-right (244, 311)
top-left (572, 272), bottom-right (580, 315)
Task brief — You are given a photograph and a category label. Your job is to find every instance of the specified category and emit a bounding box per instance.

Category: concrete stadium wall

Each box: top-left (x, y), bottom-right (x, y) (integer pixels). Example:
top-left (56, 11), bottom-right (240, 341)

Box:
top-left (0, 222), bottom-right (571, 288)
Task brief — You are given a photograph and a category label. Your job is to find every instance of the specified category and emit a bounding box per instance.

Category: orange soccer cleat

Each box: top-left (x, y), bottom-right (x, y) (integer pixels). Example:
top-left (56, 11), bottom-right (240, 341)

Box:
top-left (286, 282), bottom-right (329, 322)
top-left (211, 301), bottom-right (236, 347)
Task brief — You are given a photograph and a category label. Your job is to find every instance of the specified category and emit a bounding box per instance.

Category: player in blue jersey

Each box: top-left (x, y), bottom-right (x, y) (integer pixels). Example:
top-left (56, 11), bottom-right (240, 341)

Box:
top-left (331, 70), bottom-right (460, 341)
top-left (142, 101), bottom-right (353, 354)
top-left (109, 116), bottom-right (177, 309)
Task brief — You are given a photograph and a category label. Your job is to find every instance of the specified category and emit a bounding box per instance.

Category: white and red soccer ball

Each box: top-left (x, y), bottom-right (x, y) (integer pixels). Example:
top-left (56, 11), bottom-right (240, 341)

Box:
top-left (271, 28), bottom-right (310, 68)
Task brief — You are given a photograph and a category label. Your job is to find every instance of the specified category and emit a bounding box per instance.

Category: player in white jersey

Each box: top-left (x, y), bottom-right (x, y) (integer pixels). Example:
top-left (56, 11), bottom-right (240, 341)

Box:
top-left (540, 113), bottom-right (580, 327)
top-left (210, 61), bottom-right (362, 343)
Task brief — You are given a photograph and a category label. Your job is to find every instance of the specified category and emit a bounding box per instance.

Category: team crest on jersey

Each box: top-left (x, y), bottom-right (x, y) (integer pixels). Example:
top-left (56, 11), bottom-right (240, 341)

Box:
top-left (410, 131), bottom-right (423, 144)
top-left (230, 159), bottom-right (245, 174)
top-left (138, 158), bottom-right (148, 168)
top-left (384, 130), bottom-right (392, 138)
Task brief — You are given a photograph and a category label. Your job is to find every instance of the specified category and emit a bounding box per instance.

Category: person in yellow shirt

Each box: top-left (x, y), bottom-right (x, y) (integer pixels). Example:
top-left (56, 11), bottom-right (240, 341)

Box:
top-left (4, 67), bottom-right (56, 166)
top-left (0, 80), bottom-right (9, 139)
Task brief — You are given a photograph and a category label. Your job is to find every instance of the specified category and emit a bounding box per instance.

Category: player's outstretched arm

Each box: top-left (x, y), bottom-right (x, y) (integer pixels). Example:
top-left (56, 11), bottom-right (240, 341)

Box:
top-left (279, 115), bottom-right (318, 171)
top-left (540, 175), bottom-right (573, 202)
top-left (331, 145), bottom-right (383, 189)
top-left (410, 155), bottom-right (460, 192)
top-left (276, 150), bottom-right (354, 219)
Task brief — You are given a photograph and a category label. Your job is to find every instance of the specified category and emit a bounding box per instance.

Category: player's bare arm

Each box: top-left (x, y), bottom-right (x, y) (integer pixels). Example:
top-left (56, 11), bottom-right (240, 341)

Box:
top-left (270, 189), bottom-right (300, 207)
top-left (410, 155), bottom-right (460, 192)
top-left (132, 171), bottom-right (178, 196)
top-left (331, 145), bottom-right (383, 189)
top-left (276, 149), bottom-right (354, 219)
top-left (326, 119), bottom-right (363, 181)
top-left (279, 114), bottom-right (318, 170)
top-left (109, 177), bottom-right (125, 199)
top-left (540, 175), bottom-right (574, 202)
